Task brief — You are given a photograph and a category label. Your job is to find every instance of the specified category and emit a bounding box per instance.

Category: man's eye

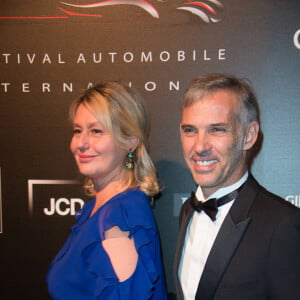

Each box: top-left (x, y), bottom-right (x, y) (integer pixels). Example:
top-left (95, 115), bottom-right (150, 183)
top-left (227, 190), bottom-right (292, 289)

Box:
top-left (181, 126), bottom-right (196, 136)
top-left (210, 127), bottom-right (226, 133)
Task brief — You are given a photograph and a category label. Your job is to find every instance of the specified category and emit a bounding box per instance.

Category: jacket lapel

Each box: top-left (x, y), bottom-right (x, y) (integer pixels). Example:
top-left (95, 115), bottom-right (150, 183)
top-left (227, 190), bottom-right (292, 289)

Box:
top-left (174, 198), bottom-right (194, 300)
top-left (195, 175), bottom-right (259, 300)
top-left (195, 215), bottom-right (250, 300)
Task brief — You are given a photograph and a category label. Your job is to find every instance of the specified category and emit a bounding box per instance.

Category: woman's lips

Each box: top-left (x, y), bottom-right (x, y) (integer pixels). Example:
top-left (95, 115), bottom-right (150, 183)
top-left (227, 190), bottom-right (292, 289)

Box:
top-left (78, 154), bottom-right (96, 163)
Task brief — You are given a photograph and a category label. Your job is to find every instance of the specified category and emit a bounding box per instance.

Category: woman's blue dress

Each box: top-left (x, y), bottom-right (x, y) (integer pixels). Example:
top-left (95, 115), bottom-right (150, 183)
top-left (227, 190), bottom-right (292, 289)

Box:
top-left (47, 189), bottom-right (167, 299)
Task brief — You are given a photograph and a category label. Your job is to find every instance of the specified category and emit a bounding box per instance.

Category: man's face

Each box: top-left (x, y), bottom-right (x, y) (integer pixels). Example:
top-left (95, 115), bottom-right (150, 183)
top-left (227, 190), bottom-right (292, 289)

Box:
top-left (180, 90), bottom-right (255, 198)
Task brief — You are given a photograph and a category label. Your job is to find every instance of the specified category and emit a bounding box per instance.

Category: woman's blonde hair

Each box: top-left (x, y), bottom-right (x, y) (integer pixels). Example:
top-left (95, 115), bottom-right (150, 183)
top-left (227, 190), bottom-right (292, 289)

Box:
top-left (69, 81), bottom-right (159, 197)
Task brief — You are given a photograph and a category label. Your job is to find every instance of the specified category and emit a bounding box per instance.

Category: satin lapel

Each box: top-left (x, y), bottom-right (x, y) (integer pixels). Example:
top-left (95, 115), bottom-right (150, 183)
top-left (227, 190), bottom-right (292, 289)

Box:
top-left (174, 198), bottom-right (194, 300)
top-left (195, 215), bottom-right (250, 300)
top-left (195, 175), bottom-right (259, 300)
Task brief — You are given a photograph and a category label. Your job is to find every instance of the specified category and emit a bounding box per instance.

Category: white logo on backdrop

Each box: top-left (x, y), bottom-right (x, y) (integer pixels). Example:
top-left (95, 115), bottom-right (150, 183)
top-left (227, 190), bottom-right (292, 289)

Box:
top-left (173, 192), bottom-right (300, 217)
top-left (28, 179), bottom-right (83, 216)
top-left (173, 193), bottom-right (189, 216)
top-left (44, 197), bottom-right (85, 216)
top-left (1, 49), bottom-right (226, 94)
top-left (286, 195), bottom-right (300, 208)
top-left (293, 29), bottom-right (300, 49)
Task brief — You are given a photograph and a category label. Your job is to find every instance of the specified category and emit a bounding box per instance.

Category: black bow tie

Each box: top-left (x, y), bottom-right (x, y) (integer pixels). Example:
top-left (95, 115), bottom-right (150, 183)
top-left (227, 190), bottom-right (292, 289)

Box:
top-left (190, 189), bottom-right (240, 221)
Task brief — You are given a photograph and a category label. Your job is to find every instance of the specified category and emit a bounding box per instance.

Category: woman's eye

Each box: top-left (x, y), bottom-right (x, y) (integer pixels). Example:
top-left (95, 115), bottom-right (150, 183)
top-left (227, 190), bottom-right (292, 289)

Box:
top-left (72, 129), bottom-right (81, 135)
top-left (91, 129), bottom-right (103, 135)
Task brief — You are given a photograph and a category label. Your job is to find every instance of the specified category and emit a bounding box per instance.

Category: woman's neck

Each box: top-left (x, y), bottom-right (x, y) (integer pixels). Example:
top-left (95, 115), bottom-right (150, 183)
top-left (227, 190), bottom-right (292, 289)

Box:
top-left (90, 179), bottom-right (127, 216)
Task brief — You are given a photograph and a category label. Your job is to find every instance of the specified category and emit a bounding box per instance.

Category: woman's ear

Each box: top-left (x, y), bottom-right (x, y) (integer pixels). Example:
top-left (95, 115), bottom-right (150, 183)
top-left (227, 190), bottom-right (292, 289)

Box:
top-left (127, 136), bottom-right (139, 151)
top-left (243, 121), bottom-right (259, 151)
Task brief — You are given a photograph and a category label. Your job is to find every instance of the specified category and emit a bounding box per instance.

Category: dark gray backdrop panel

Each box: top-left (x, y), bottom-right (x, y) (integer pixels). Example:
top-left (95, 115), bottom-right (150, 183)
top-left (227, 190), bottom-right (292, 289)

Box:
top-left (0, 1), bottom-right (299, 298)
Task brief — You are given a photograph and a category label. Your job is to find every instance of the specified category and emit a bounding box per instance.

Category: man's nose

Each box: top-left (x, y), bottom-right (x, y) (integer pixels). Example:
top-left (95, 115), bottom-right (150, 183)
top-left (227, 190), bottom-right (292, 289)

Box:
top-left (194, 132), bottom-right (211, 156)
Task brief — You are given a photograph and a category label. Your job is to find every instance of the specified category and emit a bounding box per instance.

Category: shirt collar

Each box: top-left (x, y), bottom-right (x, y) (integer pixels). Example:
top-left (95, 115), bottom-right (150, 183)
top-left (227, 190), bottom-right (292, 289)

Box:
top-left (196, 172), bottom-right (248, 202)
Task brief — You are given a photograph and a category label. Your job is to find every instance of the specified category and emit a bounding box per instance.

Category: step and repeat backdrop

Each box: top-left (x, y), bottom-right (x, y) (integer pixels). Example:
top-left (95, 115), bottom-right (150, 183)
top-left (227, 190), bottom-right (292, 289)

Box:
top-left (0, 0), bottom-right (299, 298)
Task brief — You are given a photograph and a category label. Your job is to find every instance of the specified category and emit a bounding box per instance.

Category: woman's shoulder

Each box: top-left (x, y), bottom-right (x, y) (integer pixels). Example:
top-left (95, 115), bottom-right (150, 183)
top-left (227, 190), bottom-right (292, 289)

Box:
top-left (101, 189), bottom-right (150, 213)
top-left (120, 188), bottom-right (150, 205)
top-left (98, 189), bottom-right (157, 235)
top-left (117, 189), bottom-right (154, 218)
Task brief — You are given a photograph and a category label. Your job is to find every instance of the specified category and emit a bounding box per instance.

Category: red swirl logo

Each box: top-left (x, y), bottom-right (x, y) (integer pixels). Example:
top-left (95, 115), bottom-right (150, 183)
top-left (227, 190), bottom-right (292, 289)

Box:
top-left (0, 0), bottom-right (224, 23)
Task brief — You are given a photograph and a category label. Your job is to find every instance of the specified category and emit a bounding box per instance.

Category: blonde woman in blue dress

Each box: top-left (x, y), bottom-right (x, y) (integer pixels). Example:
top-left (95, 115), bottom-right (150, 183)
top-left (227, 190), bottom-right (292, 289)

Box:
top-left (47, 81), bottom-right (167, 299)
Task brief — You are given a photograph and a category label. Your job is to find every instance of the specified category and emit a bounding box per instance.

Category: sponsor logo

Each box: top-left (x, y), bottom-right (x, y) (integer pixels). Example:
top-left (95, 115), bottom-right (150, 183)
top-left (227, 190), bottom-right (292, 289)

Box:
top-left (1, 49), bottom-right (226, 65)
top-left (60, 0), bottom-right (159, 19)
top-left (173, 192), bottom-right (300, 217)
top-left (176, 0), bottom-right (223, 23)
top-left (44, 197), bottom-right (85, 216)
top-left (173, 193), bottom-right (189, 216)
top-left (286, 195), bottom-right (300, 208)
top-left (28, 179), bottom-right (84, 216)
top-left (293, 29), bottom-right (300, 50)
top-left (0, 48), bottom-right (226, 94)
top-left (0, 0), bottom-right (224, 23)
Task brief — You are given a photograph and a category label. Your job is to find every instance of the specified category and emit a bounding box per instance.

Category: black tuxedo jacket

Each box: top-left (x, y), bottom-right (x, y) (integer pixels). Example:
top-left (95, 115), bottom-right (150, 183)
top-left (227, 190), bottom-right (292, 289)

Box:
top-left (174, 174), bottom-right (300, 300)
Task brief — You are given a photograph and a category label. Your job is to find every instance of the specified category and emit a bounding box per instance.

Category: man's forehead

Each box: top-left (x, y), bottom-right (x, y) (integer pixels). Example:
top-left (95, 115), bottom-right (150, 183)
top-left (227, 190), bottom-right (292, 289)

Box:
top-left (181, 101), bottom-right (241, 130)
top-left (185, 89), bottom-right (239, 106)
top-left (184, 90), bottom-right (239, 113)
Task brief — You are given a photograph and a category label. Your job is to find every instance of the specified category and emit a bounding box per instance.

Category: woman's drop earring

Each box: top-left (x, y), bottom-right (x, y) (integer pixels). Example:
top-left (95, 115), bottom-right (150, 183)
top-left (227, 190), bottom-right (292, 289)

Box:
top-left (125, 152), bottom-right (135, 169)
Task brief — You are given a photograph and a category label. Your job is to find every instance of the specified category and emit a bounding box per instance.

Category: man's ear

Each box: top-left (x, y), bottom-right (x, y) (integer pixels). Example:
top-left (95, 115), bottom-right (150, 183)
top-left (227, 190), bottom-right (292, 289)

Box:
top-left (243, 121), bottom-right (259, 151)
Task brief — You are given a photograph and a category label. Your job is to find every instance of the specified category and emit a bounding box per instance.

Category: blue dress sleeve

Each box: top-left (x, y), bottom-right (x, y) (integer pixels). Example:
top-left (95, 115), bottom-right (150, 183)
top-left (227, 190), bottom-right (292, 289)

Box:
top-left (80, 190), bottom-right (167, 300)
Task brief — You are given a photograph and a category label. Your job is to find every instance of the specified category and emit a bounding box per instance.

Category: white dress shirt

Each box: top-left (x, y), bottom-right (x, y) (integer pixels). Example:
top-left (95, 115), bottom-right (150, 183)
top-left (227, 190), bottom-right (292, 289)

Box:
top-left (179, 172), bottom-right (248, 300)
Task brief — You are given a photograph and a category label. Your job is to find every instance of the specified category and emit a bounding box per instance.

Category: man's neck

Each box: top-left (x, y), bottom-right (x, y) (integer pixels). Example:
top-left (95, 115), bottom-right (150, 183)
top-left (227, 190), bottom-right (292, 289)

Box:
top-left (197, 172), bottom-right (249, 201)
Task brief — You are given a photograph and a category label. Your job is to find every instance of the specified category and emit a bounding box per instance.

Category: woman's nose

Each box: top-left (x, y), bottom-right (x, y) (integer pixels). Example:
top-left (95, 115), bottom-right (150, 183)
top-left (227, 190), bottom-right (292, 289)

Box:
top-left (77, 133), bottom-right (90, 151)
top-left (78, 143), bottom-right (89, 151)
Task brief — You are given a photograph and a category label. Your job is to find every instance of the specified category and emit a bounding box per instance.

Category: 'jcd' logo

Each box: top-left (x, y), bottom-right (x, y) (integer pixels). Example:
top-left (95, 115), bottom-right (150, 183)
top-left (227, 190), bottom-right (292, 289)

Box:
top-left (44, 197), bottom-right (84, 216)
top-left (28, 179), bottom-right (83, 216)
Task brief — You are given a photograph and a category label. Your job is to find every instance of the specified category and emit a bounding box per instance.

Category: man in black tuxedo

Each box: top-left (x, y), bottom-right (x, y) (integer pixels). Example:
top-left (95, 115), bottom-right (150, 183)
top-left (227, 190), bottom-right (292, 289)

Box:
top-left (174, 73), bottom-right (300, 300)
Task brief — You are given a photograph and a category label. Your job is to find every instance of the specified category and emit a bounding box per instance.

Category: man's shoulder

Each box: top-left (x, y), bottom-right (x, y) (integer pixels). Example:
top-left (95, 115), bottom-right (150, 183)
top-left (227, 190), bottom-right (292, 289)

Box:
top-left (248, 174), bottom-right (299, 215)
